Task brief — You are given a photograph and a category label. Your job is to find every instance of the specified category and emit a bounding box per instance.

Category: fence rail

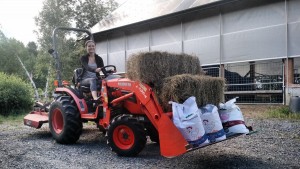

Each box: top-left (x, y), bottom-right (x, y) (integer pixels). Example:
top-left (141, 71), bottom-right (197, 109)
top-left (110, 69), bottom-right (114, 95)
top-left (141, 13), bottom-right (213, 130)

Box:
top-left (203, 60), bottom-right (284, 104)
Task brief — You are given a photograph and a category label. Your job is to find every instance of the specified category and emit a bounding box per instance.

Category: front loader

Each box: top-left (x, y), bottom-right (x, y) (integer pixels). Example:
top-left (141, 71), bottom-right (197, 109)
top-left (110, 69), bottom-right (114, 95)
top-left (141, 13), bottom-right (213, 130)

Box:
top-left (24, 27), bottom-right (253, 158)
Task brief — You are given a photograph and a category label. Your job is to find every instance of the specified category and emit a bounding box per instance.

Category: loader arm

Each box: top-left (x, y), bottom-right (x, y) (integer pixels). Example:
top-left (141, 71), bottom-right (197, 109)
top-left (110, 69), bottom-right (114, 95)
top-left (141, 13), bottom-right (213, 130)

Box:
top-left (105, 78), bottom-right (188, 157)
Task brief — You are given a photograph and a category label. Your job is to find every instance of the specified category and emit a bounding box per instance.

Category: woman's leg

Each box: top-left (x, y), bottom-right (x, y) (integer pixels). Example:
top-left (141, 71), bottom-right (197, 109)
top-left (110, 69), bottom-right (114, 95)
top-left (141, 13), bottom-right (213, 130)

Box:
top-left (80, 78), bottom-right (98, 100)
top-left (91, 91), bottom-right (98, 100)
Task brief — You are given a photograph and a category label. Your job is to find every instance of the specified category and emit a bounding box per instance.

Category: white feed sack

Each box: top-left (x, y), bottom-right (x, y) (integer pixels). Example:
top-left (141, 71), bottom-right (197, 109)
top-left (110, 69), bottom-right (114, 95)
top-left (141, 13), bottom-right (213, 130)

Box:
top-left (172, 96), bottom-right (209, 148)
top-left (200, 104), bottom-right (226, 143)
top-left (219, 98), bottom-right (249, 134)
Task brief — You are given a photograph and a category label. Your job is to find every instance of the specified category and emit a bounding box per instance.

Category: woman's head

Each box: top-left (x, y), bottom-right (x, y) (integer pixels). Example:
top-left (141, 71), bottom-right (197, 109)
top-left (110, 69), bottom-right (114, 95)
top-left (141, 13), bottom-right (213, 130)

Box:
top-left (85, 40), bottom-right (96, 54)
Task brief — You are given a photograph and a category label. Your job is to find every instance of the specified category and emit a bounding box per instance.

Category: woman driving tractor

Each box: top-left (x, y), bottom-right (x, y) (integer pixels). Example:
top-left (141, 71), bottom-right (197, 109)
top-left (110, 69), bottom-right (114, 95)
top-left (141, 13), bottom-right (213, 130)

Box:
top-left (79, 40), bottom-right (104, 101)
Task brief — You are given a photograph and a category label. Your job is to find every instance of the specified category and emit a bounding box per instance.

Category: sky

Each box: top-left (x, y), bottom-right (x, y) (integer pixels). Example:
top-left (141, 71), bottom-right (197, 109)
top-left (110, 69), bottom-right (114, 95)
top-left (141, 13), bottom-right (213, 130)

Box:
top-left (0, 0), bottom-right (44, 45)
top-left (0, 0), bottom-right (126, 45)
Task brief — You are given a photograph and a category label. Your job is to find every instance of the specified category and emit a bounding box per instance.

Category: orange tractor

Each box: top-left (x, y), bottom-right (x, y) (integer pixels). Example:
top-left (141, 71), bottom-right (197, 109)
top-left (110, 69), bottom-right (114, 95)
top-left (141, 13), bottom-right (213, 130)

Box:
top-left (24, 27), bottom-right (253, 158)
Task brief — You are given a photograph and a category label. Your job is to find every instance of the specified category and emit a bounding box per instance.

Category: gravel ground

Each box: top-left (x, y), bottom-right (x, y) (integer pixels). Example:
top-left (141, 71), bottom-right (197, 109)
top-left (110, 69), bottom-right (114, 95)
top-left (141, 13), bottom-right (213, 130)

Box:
top-left (0, 108), bottom-right (300, 169)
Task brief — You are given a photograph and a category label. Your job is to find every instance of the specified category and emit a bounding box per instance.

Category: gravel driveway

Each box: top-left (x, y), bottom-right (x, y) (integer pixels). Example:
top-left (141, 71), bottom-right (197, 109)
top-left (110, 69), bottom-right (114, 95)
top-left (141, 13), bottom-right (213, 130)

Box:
top-left (0, 115), bottom-right (299, 169)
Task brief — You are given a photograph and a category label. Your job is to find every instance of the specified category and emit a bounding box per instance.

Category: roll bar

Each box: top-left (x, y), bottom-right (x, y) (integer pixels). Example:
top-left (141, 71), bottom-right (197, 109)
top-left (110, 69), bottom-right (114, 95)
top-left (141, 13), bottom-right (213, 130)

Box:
top-left (48, 27), bottom-right (93, 87)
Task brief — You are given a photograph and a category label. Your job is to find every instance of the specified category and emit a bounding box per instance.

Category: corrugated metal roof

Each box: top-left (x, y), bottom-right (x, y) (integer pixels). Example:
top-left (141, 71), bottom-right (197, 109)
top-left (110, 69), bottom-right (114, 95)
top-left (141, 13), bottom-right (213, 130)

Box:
top-left (91, 0), bottom-right (223, 34)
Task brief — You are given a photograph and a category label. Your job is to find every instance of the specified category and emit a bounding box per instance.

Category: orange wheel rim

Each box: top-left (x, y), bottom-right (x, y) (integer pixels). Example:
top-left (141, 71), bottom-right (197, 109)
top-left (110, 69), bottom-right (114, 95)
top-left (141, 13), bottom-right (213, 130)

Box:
top-left (52, 108), bottom-right (63, 134)
top-left (113, 125), bottom-right (134, 150)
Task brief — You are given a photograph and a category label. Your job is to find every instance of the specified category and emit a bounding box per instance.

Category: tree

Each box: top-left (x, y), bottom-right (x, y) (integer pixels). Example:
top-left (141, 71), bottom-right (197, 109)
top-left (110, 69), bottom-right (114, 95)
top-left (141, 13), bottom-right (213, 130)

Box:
top-left (74, 0), bottom-right (117, 30)
top-left (0, 30), bottom-right (40, 99)
top-left (34, 0), bottom-right (118, 100)
top-left (35, 0), bottom-right (74, 50)
top-left (27, 42), bottom-right (38, 57)
top-left (16, 54), bottom-right (39, 100)
top-left (0, 29), bottom-right (6, 41)
top-left (0, 32), bottom-right (28, 76)
top-left (35, 0), bottom-right (118, 49)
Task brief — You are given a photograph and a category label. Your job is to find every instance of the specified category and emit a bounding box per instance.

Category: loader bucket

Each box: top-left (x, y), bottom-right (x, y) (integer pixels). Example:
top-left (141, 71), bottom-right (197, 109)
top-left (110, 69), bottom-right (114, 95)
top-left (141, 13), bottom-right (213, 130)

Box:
top-left (24, 111), bottom-right (49, 129)
top-left (157, 113), bottom-right (255, 158)
top-left (157, 113), bottom-right (188, 158)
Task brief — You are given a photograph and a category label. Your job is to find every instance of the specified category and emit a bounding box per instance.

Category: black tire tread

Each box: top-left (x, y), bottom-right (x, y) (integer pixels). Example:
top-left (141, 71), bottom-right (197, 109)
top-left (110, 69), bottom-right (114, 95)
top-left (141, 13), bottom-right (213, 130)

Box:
top-left (49, 95), bottom-right (82, 144)
top-left (106, 115), bottom-right (146, 156)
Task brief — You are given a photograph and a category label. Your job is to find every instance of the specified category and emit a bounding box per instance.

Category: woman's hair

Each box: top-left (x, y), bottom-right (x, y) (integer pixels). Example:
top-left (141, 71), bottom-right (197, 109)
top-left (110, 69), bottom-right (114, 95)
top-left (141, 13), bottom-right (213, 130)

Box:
top-left (85, 40), bottom-right (96, 47)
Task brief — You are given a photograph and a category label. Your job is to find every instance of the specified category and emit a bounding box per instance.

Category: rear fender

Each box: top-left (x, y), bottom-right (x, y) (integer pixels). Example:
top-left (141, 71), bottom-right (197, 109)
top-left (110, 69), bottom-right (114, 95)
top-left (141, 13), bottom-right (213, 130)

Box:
top-left (54, 87), bottom-right (88, 114)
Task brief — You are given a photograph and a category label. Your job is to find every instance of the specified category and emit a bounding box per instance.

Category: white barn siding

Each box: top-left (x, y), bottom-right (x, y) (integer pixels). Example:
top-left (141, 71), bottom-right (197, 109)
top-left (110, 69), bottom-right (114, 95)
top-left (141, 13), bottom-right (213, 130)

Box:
top-left (94, 0), bottom-right (300, 70)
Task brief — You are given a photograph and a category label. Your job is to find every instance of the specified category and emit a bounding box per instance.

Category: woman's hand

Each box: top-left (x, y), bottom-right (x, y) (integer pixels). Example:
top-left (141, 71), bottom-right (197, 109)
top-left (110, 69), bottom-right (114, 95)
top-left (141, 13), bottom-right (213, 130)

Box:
top-left (95, 68), bottom-right (102, 72)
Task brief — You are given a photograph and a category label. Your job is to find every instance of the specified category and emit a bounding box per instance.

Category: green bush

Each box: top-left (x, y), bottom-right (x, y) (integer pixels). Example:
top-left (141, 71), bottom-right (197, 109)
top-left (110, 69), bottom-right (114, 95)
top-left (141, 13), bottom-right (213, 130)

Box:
top-left (0, 72), bottom-right (34, 116)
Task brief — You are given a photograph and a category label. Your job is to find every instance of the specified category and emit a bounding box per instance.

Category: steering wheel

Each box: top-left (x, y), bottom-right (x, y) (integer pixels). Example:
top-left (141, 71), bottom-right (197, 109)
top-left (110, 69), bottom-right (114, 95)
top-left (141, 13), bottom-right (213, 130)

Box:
top-left (101, 65), bottom-right (117, 77)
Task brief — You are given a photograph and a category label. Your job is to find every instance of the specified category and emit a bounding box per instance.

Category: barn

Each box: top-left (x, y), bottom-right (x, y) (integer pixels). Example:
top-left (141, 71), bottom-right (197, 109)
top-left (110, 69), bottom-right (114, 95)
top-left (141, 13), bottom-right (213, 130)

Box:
top-left (90, 0), bottom-right (300, 105)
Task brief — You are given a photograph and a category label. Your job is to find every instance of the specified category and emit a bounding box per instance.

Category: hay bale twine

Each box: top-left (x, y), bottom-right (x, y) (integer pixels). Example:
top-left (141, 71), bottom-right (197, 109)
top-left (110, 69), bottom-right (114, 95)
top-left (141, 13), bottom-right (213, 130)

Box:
top-left (156, 74), bottom-right (225, 112)
top-left (126, 51), bottom-right (204, 86)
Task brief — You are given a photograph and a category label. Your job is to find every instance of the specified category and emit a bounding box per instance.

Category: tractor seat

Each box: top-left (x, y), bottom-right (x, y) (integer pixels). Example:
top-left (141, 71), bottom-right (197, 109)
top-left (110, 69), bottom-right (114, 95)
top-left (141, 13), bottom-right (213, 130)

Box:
top-left (72, 68), bottom-right (101, 93)
top-left (78, 82), bottom-right (101, 93)
top-left (79, 84), bottom-right (91, 93)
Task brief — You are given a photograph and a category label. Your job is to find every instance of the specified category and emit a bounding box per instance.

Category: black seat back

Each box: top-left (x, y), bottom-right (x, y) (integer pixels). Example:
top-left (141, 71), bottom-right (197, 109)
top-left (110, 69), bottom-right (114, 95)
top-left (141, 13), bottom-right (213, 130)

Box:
top-left (72, 68), bottom-right (83, 86)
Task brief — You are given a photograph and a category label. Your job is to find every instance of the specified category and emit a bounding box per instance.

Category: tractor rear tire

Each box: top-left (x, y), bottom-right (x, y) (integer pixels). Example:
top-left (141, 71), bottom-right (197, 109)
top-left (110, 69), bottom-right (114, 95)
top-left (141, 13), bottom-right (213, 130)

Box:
top-left (107, 115), bottom-right (147, 156)
top-left (49, 96), bottom-right (82, 144)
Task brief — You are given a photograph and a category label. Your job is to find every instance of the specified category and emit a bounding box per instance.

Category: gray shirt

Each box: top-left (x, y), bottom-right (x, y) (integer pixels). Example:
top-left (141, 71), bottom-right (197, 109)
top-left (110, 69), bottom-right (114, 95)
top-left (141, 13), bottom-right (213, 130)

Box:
top-left (82, 63), bottom-right (97, 79)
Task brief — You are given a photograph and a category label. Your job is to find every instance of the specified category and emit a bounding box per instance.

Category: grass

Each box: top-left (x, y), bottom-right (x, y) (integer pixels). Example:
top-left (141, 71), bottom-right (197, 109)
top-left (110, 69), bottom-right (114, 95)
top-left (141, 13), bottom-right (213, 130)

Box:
top-left (265, 106), bottom-right (300, 120)
top-left (0, 110), bottom-right (30, 124)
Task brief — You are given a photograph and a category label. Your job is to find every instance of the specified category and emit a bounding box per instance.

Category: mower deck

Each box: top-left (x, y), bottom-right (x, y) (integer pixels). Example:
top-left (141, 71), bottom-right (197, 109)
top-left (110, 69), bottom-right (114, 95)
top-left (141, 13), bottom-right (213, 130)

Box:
top-left (24, 111), bottom-right (49, 129)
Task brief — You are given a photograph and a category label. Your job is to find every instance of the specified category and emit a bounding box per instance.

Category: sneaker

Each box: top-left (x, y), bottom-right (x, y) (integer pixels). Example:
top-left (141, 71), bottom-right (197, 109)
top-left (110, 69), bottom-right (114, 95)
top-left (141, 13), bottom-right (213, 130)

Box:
top-left (93, 97), bottom-right (101, 104)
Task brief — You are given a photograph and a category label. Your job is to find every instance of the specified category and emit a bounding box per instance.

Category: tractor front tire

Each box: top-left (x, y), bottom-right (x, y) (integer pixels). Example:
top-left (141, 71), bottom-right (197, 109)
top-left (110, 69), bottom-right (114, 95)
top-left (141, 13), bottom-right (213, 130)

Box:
top-left (107, 115), bottom-right (147, 156)
top-left (49, 96), bottom-right (82, 144)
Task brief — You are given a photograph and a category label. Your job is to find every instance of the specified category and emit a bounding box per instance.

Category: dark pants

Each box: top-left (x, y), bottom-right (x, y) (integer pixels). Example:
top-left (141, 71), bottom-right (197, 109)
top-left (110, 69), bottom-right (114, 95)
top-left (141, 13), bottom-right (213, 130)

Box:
top-left (80, 78), bottom-right (97, 91)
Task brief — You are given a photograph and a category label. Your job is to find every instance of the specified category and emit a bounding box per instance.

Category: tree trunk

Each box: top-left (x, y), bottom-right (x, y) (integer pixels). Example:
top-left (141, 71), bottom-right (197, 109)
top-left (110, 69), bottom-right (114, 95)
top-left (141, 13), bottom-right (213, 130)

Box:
top-left (44, 65), bottom-right (51, 102)
top-left (16, 55), bottom-right (39, 100)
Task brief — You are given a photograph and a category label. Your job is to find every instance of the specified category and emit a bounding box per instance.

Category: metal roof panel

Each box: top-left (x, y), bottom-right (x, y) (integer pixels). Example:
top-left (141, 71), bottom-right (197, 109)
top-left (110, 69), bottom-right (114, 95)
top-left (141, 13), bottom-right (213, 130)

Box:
top-left (91, 0), bottom-right (223, 33)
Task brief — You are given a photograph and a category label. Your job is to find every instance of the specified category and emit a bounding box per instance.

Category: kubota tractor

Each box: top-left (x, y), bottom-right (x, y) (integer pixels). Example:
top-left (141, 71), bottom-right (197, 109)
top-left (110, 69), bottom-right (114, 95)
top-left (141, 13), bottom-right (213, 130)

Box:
top-left (24, 27), bottom-right (253, 158)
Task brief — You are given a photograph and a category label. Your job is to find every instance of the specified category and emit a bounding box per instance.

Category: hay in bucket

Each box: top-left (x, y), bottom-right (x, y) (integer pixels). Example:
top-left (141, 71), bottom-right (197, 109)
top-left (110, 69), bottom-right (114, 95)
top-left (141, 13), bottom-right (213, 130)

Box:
top-left (156, 74), bottom-right (225, 112)
top-left (126, 51), bottom-right (204, 86)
